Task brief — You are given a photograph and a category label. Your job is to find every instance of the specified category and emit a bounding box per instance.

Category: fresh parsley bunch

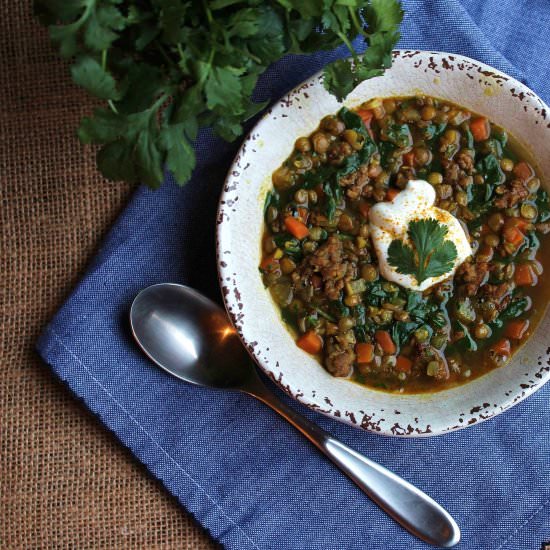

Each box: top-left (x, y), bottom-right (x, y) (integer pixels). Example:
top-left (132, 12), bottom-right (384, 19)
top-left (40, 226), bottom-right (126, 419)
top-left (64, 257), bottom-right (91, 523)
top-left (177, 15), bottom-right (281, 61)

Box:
top-left (35, 0), bottom-right (403, 188)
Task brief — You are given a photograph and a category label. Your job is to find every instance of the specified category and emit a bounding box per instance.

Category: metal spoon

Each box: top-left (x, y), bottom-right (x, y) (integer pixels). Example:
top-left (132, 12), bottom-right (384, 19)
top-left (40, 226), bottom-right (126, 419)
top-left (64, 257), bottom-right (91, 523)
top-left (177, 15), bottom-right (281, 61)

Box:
top-left (130, 283), bottom-right (460, 547)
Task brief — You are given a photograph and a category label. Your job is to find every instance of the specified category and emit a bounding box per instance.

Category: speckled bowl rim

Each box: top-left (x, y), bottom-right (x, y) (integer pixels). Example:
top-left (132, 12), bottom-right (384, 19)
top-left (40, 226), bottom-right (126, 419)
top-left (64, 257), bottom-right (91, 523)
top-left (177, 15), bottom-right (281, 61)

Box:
top-left (216, 50), bottom-right (550, 437)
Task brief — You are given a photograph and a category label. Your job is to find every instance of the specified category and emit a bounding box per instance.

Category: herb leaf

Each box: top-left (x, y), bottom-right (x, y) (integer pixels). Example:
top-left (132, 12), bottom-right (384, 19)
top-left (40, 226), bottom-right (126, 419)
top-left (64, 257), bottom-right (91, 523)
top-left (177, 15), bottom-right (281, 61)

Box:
top-left (71, 56), bottom-right (120, 100)
top-left (426, 240), bottom-right (459, 278)
top-left (324, 0), bottom-right (403, 101)
top-left (161, 123), bottom-right (196, 185)
top-left (388, 218), bottom-right (458, 285)
top-left (387, 239), bottom-right (416, 276)
top-left (37, 0), bottom-right (404, 188)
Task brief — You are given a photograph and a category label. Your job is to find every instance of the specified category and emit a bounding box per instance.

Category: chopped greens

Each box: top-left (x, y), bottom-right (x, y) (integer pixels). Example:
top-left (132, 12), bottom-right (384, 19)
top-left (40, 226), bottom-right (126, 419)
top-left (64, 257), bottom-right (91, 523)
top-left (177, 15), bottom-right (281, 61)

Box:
top-left (476, 153), bottom-right (505, 187)
top-left (501, 296), bottom-right (530, 320)
top-left (392, 321), bottom-right (420, 347)
top-left (453, 321), bottom-right (478, 352)
top-left (385, 123), bottom-right (412, 147)
top-left (424, 122), bottom-right (447, 142)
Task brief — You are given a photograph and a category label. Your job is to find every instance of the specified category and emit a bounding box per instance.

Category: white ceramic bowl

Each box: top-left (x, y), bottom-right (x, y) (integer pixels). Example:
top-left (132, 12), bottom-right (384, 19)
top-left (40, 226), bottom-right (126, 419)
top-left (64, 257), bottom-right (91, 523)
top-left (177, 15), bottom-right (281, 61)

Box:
top-left (217, 50), bottom-right (550, 436)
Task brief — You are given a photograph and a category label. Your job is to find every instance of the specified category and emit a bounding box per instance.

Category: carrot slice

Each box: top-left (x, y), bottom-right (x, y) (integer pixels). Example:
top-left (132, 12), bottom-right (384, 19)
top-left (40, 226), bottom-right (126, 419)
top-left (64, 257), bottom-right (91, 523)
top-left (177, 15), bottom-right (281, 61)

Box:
top-left (503, 226), bottom-right (524, 247)
top-left (375, 330), bottom-right (397, 354)
top-left (513, 161), bottom-right (534, 182)
top-left (396, 355), bottom-right (413, 373)
top-left (356, 109), bottom-right (375, 137)
top-left (505, 319), bottom-right (530, 340)
top-left (296, 330), bottom-right (323, 355)
top-left (505, 217), bottom-right (530, 232)
top-left (514, 263), bottom-right (537, 286)
top-left (260, 254), bottom-right (279, 272)
top-left (470, 117), bottom-right (490, 141)
top-left (355, 343), bottom-right (374, 364)
top-left (357, 109), bottom-right (374, 126)
top-left (403, 151), bottom-right (415, 167)
top-left (386, 188), bottom-right (400, 201)
top-left (284, 216), bottom-right (309, 240)
top-left (490, 338), bottom-right (511, 357)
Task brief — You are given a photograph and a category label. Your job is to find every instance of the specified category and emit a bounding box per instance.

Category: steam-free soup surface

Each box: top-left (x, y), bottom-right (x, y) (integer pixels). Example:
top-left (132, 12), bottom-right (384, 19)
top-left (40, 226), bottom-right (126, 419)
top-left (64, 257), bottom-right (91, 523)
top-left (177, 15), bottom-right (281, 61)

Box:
top-left (260, 95), bottom-right (550, 393)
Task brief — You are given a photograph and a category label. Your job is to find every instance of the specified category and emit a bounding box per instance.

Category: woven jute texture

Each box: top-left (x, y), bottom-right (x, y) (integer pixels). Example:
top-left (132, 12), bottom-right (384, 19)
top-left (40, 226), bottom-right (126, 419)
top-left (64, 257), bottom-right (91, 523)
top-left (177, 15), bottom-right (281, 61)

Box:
top-left (1, 4), bottom-right (217, 549)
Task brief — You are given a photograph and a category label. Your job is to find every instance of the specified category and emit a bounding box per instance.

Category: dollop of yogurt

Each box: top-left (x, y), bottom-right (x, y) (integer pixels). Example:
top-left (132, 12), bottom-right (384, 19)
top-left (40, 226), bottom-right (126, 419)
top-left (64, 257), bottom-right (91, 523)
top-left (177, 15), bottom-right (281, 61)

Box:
top-left (369, 179), bottom-right (472, 291)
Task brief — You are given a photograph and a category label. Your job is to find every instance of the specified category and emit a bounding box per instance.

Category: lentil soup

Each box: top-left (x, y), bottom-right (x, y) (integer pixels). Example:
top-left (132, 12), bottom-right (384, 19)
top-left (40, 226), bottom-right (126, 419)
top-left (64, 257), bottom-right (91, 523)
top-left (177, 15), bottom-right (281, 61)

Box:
top-left (260, 95), bottom-right (550, 393)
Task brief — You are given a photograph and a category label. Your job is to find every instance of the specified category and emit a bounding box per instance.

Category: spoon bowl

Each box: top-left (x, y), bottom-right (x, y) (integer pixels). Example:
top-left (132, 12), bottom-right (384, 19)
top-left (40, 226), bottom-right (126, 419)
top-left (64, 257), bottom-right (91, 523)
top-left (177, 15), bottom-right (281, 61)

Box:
top-left (130, 283), bottom-right (253, 390)
top-left (130, 282), bottom-right (460, 548)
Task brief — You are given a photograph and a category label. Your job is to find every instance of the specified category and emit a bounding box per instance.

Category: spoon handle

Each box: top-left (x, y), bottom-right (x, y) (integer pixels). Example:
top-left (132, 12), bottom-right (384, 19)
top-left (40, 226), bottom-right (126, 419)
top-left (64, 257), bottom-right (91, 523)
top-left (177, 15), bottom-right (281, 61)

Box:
top-left (246, 382), bottom-right (460, 548)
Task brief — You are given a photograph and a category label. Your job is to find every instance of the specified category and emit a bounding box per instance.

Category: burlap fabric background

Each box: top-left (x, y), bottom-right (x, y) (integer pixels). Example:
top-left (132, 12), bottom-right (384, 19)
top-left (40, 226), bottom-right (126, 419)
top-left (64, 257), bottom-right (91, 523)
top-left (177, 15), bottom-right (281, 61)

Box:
top-left (1, 4), bottom-right (218, 548)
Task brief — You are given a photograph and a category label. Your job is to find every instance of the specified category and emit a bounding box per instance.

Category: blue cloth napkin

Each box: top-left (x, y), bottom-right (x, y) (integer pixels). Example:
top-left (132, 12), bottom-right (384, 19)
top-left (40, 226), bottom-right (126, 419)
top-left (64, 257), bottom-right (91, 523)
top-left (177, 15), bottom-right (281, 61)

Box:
top-left (38, 1), bottom-right (550, 548)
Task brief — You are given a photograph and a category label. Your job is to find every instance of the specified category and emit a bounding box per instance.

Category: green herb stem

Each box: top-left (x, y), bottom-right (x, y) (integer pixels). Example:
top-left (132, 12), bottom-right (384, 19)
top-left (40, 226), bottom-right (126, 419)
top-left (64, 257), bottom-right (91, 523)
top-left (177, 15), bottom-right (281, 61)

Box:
top-left (337, 31), bottom-right (359, 62)
top-left (348, 7), bottom-right (368, 38)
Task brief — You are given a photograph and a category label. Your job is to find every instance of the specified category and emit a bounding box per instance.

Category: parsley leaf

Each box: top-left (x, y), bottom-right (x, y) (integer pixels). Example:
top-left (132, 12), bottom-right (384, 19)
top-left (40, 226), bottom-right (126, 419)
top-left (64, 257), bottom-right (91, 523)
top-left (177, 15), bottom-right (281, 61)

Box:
top-left (161, 123), bottom-right (196, 185)
top-left (71, 56), bottom-right (120, 100)
top-left (36, 0), bottom-right (403, 188)
top-left (388, 218), bottom-right (458, 285)
top-left (387, 240), bottom-right (416, 276)
top-left (323, 0), bottom-right (403, 101)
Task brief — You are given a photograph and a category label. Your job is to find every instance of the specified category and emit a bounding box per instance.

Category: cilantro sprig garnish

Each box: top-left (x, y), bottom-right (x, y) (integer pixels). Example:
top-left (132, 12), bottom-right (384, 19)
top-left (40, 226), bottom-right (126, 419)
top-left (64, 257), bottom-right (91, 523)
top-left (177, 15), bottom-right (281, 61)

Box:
top-left (35, 0), bottom-right (403, 189)
top-left (388, 219), bottom-right (458, 285)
